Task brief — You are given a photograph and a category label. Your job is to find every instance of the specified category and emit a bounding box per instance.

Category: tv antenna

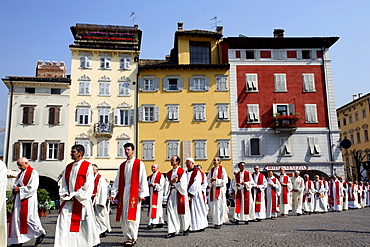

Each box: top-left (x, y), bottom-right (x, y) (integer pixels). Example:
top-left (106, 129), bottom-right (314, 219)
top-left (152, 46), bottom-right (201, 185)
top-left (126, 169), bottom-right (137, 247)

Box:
top-left (210, 16), bottom-right (222, 29)
top-left (130, 12), bottom-right (137, 25)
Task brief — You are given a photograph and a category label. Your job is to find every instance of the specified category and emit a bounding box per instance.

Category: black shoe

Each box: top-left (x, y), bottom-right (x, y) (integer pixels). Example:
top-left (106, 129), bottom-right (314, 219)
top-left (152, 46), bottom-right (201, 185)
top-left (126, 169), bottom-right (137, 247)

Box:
top-left (154, 224), bottom-right (164, 228)
top-left (100, 230), bottom-right (108, 238)
top-left (256, 218), bottom-right (261, 222)
top-left (245, 221), bottom-right (249, 225)
top-left (230, 219), bottom-right (239, 225)
top-left (297, 213), bottom-right (301, 216)
top-left (165, 233), bottom-right (176, 238)
top-left (147, 224), bottom-right (154, 229)
top-left (215, 225), bottom-right (221, 229)
top-left (183, 227), bottom-right (190, 236)
top-left (10, 244), bottom-right (23, 247)
top-left (35, 233), bottom-right (46, 246)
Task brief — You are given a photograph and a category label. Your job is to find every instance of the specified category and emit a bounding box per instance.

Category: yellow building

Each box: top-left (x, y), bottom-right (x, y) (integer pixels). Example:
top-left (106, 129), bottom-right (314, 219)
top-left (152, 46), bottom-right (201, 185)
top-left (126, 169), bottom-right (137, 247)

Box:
top-left (337, 93), bottom-right (370, 181)
top-left (138, 23), bottom-right (232, 177)
top-left (68, 23), bottom-right (141, 179)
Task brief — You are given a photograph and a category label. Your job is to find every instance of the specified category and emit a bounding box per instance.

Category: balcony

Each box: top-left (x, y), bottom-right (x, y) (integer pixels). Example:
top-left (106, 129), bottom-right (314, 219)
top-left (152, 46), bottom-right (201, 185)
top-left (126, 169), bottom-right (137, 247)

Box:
top-left (94, 122), bottom-right (113, 137)
top-left (272, 113), bottom-right (299, 134)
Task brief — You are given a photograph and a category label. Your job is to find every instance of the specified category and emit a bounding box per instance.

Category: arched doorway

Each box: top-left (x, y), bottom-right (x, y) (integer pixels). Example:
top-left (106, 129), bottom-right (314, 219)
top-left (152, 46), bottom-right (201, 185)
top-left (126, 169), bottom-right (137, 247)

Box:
top-left (39, 176), bottom-right (59, 200)
top-left (302, 170), bottom-right (330, 181)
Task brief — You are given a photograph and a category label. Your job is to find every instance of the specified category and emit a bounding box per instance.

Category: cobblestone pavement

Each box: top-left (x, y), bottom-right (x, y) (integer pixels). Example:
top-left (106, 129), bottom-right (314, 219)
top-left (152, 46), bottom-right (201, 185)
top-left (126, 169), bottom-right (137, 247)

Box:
top-left (21, 207), bottom-right (370, 247)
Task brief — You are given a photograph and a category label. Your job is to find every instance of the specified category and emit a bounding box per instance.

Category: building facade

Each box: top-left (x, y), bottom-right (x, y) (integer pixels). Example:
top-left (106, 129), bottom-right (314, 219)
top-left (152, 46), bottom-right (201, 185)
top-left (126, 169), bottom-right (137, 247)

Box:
top-left (337, 93), bottom-right (370, 181)
top-left (68, 23), bottom-right (142, 179)
top-left (138, 23), bottom-right (232, 175)
top-left (222, 29), bottom-right (344, 178)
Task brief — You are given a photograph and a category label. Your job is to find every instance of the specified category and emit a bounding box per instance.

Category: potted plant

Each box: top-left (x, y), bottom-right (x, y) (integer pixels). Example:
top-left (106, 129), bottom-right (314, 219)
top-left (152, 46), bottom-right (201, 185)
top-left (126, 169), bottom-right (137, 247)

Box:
top-left (37, 188), bottom-right (51, 217)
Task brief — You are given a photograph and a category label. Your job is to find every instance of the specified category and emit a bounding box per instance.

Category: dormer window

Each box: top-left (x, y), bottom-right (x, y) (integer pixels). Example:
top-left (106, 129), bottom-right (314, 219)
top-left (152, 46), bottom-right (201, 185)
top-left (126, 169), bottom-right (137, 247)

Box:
top-left (190, 41), bottom-right (210, 64)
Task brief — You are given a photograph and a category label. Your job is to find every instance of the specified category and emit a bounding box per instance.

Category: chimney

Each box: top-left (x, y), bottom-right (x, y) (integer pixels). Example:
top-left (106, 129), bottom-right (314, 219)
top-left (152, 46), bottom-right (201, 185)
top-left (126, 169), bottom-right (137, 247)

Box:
top-left (273, 29), bottom-right (285, 38)
top-left (358, 93), bottom-right (363, 98)
top-left (177, 22), bottom-right (183, 31)
top-left (134, 24), bottom-right (138, 29)
top-left (216, 26), bottom-right (223, 34)
top-left (353, 94), bottom-right (358, 101)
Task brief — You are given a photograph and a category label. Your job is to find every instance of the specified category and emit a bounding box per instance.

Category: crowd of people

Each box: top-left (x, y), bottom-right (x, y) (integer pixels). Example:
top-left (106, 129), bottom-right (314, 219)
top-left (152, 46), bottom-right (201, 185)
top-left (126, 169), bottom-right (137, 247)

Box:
top-left (3, 142), bottom-right (370, 247)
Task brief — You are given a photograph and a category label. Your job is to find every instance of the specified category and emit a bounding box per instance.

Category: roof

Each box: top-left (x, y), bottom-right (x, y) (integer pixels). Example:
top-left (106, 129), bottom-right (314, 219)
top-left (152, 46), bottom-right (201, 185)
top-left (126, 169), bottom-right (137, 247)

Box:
top-left (175, 29), bottom-right (223, 39)
top-left (3, 76), bottom-right (71, 83)
top-left (336, 92), bottom-right (370, 111)
top-left (139, 62), bottom-right (229, 70)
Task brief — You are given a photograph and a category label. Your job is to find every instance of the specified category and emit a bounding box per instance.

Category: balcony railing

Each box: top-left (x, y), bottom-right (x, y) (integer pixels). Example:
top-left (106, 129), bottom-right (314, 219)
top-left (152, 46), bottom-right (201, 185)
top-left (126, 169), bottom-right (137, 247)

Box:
top-left (272, 114), bottom-right (300, 134)
top-left (94, 122), bottom-right (113, 135)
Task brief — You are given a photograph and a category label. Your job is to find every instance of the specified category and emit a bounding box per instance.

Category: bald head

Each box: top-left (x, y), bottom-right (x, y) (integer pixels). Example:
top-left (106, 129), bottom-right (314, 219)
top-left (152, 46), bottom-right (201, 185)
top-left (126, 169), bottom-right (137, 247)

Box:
top-left (17, 157), bottom-right (29, 171)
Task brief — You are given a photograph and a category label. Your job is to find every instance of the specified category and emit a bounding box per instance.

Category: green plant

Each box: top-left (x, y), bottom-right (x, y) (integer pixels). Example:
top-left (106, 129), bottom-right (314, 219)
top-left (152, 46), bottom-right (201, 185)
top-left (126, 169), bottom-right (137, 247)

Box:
top-left (37, 188), bottom-right (51, 210)
top-left (6, 191), bottom-right (13, 213)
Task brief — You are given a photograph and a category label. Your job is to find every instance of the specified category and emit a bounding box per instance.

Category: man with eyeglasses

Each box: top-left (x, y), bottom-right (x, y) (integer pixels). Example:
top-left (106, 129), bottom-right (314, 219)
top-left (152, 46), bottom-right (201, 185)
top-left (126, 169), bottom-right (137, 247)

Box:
top-left (207, 157), bottom-right (228, 229)
top-left (252, 165), bottom-right (267, 221)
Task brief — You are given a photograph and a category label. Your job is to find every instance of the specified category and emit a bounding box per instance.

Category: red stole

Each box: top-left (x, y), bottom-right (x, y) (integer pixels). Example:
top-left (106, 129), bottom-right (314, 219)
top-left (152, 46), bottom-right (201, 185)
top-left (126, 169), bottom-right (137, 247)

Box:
top-left (92, 173), bottom-right (101, 200)
top-left (62, 160), bottom-right (90, 232)
top-left (187, 169), bottom-right (199, 190)
top-left (210, 166), bottom-right (223, 201)
top-left (254, 173), bottom-right (264, 212)
top-left (269, 177), bottom-right (278, 213)
top-left (280, 175), bottom-right (289, 204)
top-left (149, 172), bottom-right (162, 219)
top-left (200, 172), bottom-right (206, 203)
top-left (357, 185), bottom-right (362, 204)
top-left (116, 159), bottom-right (141, 222)
top-left (167, 168), bottom-right (186, 214)
top-left (304, 180), bottom-right (312, 203)
top-left (235, 171), bottom-right (250, 215)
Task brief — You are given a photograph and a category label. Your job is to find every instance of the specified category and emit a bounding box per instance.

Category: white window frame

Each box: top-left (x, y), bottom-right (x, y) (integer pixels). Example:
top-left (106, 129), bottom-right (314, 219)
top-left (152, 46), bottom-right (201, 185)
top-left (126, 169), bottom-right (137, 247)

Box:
top-left (218, 139), bottom-right (230, 159)
top-left (100, 56), bottom-right (111, 69)
top-left (247, 104), bottom-right (260, 123)
top-left (244, 137), bottom-right (265, 156)
top-left (75, 139), bottom-right (92, 158)
top-left (273, 50), bottom-right (286, 60)
top-left (47, 143), bottom-right (59, 160)
top-left (99, 81), bottom-right (110, 96)
top-left (119, 82), bottom-right (130, 96)
top-left (279, 137), bottom-right (292, 156)
top-left (273, 104), bottom-right (295, 116)
top-left (194, 140), bottom-right (207, 160)
top-left (98, 108), bottom-right (110, 124)
top-left (193, 104), bottom-right (206, 121)
top-left (305, 104), bottom-right (318, 123)
top-left (79, 80), bottom-right (90, 95)
top-left (274, 74), bottom-right (287, 92)
top-left (76, 107), bottom-right (91, 125)
top-left (189, 76), bottom-right (210, 91)
top-left (119, 56), bottom-right (131, 70)
top-left (163, 76), bottom-right (183, 92)
top-left (167, 140), bottom-right (179, 160)
top-left (246, 74), bottom-right (258, 92)
top-left (167, 104), bottom-right (179, 122)
top-left (138, 105), bottom-right (159, 122)
top-left (308, 137), bottom-right (321, 156)
top-left (216, 75), bottom-right (228, 91)
top-left (302, 74), bottom-right (315, 92)
top-left (117, 140), bottom-right (129, 158)
top-left (97, 139), bottom-right (109, 158)
top-left (142, 140), bottom-right (155, 160)
top-left (216, 104), bottom-right (229, 121)
top-left (80, 55), bottom-right (91, 69)
top-left (114, 108), bottom-right (135, 126)
top-left (139, 77), bottom-right (159, 92)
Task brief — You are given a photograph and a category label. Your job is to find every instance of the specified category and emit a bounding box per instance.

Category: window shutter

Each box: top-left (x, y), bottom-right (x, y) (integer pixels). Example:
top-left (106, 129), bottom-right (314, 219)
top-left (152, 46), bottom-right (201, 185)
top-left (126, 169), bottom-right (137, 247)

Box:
top-left (49, 108), bottom-right (55, 125)
top-left (297, 50), bottom-right (302, 60)
top-left (79, 82), bottom-right (84, 94)
top-left (288, 104), bottom-right (295, 115)
top-left (80, 57), bottom-right (85, 68)
top-left (40, 142), bottom-right (47, 160)
top-left (314, 138), bottom-right (321, 154)
top-left (308, 137), bottom-right (315, 155)
top-left (218, 142), bottom-right (225, 157)
top-left (178, 78), bottom-right (183, 91)
top-left (55, 107), bottom-right (60, 125)
top-left (218, 106), bottom-right (223, 119)
top-left (173, 106), bottom-right (178, 120)
top-left (189, 78), bottom-right (194, 91)
top-left (13, 142), bottom-right (20, 160)
top-left (86, 82), bottom-right (90, 94)
top-left (138, 78), bottom-right (144, 91)
top-left (105, 141), bottom-right (109, 157)
top-left (154, 78), bottom-right (160, 91)
top-left (125, 58), bottom-right (131, 69)
top-left (129, 109), bottom-right (135, 125)
top-left (225, 141), bottom-right (230, 157)
top-left (58, 143), bottom-right (64, 160)
top-left (28, 107), bottom-right (34, 124)
top-left (272, 104), bottom-right (277, 115)
top-left (31, 142), bottom-right (38, 160)
top-left (114, 109), bottom-right (120, 125)
top-left (260, 138), bottom-right (266, 155)
top-left (244, 138), bottom-right (250, 156)
top-left (285, 139), bottom-right (291, 154)
top-left (120, 58), bottom-right (125, 69)
top-left (194, 142), bottom-right (200, 159)
top-left (204, 77), bottom-right (210, 90)
top-left (23, 107), bottom-right (29, 124)
top-left (163, 78), bottom-right (169, 91)
top-left (124, 82), bottom-right (130, 96)
top-left (154, 106), bottom-right (160, 121)
top-left (138, 107), bottom-right (143, 121)
top-left (311, 49), bottom-right (317, 59)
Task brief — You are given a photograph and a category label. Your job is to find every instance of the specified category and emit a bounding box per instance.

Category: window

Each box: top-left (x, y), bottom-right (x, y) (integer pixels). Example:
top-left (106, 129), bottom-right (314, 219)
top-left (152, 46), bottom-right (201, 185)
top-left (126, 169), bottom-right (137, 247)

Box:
top-left (97, 140), bottom-right (109, 158)
top-left (338, 120), bottom-right (341, 128)
top-left (40, 142), bottom-right (64, 160)
top-left (51, 88), bottom-right (61, 94)
top-left (302, 74), bottom-right (315, 92)
top-left (98, 108), bottom-right (110, 124)
top-left (80, 55), bottom-right (91, 68)
top-left (245, 50), bottom-right (255, 59)
top-left (100, 57), bottom-right (111, 69)
top-left (78, 75), bottom-right (91, 95)
top-left (279, 138), bottom-right (292, 156)
top-left (194, 140), bottom-right (206, 160)
top-left (216, 76), bottom-right (228, 91)
top-left (244, 137), bottom-right (265, 156)
top-left (13, 141), bottom-right (38, 160)
top-left (218, 140), bottom-right (230, 159)
top-left (22, 106), bottom-right (35, 125)
top-left (139, 77), bottom-right (159, 92)
top-left (142, 141), bottom-right (154, 160)
top-left (48, 143), bottom-right (59, 160)
top-left (362, 109), bottom-right (367, 118)
top-left (167, 140), bottom-right (179, 159)
top-left (305, 104), bottom-right (318, 123)
top-left (273, 50), bottom-right (285, 60)
top-left (355, 112), bottom-right (359, 121)
top-left (343, 118), bottom-right (347, 126)
top-left (119, 82), bottom-right (130, 96)
top-left (190, 41), bottom-right (210, 64)
top-left (114, 108), bottom-right (134, 126)
top-left (246, 74), bottom-right (258, 92)
top-left (48, 107), bottom-right (60, 125)
top-left (308, 137), bottom-right (321, 155)
top-left (189, 76), bottom-right (210, 91)
top-left (163, 77), bottom-right (183, 91)
top-left (365, 129), bottom-right (369, 142)
top-left (247, 104), bottom-right (259, 123)
top-left (119, 57), bottom-right (131, 70)
top-left (350, 134), bottom-right (354, 144)
top-left (302, 50), bottom-right (311, 59)
top-left (138, 105), bottom-right (159, 122)
top-left (25, 88), bottom-right (35, 94)
top-left (274, 74), bottom-right (287, 92)
top-left (216, 104), bottom-right (229, 121)
top-left (356, 132), bottom-right (361, 143)
top-left (99, 80), bottom-right (110, 96)
top-left (76, 107), bottom-right (90, 125)
top-left (117, 140), bottom-right (129, 158)
top-left (349, 114), bottom-right (353, 123)
top-left (193, 104), bottom-right (206, 121)
top-left (167, 104), bottom-right (179, 121)
top-left (75, 139), bottom-right (91, 158)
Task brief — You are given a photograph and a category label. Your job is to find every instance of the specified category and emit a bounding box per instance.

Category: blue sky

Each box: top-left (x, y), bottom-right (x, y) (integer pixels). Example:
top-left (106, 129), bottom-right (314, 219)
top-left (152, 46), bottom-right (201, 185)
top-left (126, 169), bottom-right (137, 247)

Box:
top-left (1, 0), bottom-right (370, 122)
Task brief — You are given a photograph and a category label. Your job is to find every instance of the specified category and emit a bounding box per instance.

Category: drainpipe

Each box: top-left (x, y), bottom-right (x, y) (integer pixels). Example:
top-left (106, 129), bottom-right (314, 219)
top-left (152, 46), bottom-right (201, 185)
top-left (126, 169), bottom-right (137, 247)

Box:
top-left (135, 52), bottom-right (139, 152)
top-left (5, 80), bottom-right (14, 167)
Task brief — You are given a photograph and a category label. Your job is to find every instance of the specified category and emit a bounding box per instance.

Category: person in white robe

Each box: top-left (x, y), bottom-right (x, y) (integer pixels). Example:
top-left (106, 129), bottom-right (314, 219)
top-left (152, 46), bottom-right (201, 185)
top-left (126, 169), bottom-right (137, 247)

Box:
top-left (165, 155), bottom-right (190, 238)
top-left (291, 171), bottom-right (304, 216)
top-left (252, 165), bottom-right (267, 221)
top-left (147, 164), bottom-right (165, 229)
top-left (266, 171), bottom-right (281, 219)
top-left (110, 143), bottom-right (149, 246)
top-left (207, 157), bottom-right (228, 229)
top-left (92, 164), bottom-right (111, 238)
top-left (360, 181), bottom-right (367, 207)
top-left (313, 175), bottom-right (326, 213)
top-left (347, 181), bottom-right (358, 209)
top-left (365, 182), bottom-right (370, 207)
top-left (278, 167), bottom-right (292, 217)
top-left (328, 175), bottom-right (343, 212)
top-left (355, 181), bottom-right (363, 208)
top-left (230, 162), bottom-right (255, 224)
top-left (8, 157), bottom-right (46, 246)
top-left (302, 174), bottom-right (315, 215)
top-left (185, 158), bottom-right (208, 232)
top-left (339, 177), bottom-right (348, 211)
top-left (55, 145), bottom-right (99, 247)
top-left (320, 176), bottom-right (329, 212)
top-left (0, 160), bottom-right (7, 247)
